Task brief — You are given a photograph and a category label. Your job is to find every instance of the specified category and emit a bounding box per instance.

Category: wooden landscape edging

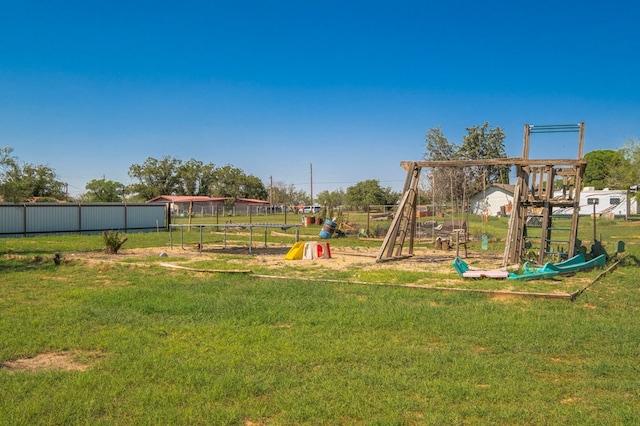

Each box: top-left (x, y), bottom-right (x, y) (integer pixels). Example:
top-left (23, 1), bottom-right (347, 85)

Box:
top-left (569, 253), bottom-right (629, 301)
top-left (250, 274), bottom-right (574, 300)
top-left (156, 254), bottom-right (631, 302)
top-left (158, 263), bottom-right (252, 274)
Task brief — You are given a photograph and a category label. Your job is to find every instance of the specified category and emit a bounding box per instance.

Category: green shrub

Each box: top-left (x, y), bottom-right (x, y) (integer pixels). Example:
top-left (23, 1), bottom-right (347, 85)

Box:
top-left (102, 230), bottom-right (128, 254)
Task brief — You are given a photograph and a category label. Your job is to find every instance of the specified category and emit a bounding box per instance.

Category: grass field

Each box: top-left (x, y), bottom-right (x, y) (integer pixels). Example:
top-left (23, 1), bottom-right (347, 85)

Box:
top-left (1, 217), bottom-right (639, 424)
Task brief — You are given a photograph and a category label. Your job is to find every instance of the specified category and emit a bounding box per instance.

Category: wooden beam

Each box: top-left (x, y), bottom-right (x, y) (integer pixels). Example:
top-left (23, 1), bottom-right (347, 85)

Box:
top-left (523, 124), bottom-right (531, 160)
top-left (402, 159), bottom-right (586, 168)
top-left (578, 122), bottom-right (585, 159)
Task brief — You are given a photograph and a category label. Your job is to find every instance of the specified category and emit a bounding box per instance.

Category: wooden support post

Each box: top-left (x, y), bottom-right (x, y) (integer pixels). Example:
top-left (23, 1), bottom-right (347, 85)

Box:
top-left (539, 202), bottom-right (551, 264)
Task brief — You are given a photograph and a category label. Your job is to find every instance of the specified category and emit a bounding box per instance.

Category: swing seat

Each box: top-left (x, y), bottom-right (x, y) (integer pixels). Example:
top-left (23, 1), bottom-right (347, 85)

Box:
top-left (452, 257), bottom-right (509, 279)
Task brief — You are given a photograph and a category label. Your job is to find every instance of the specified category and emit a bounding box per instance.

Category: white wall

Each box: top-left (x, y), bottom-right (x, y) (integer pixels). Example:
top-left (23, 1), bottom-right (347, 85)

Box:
top-left (553, 189), bottom-right (635, 216)
top-left (470, 187), bottom-right (513, 216)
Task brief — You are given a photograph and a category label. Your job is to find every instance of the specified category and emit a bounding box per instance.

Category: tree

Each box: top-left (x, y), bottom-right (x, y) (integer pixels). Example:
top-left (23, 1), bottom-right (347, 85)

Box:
top-left (176, 159), bottom-right (216, 196)
top-left (0, 147), bottom-right (16, 169)
top-left (583, 150), bottom-right (630, 189)
top-left (210, 165), bottom-right (243, 198)
top-left (210, 165), bottom-right (268, 200)
top-left (345, 179), bottom-right (398, 210)
top-left (269, 181), bottom-right (308, 211)
top-left (128, 157), bottom-right (268, 201)
top-left (422, 127), bottom-right (463, 208)
top-left (0, 147), bottom-right (67, 202)
top-left (271, 181), bottom-right (303, 204)
top-left (315, 189), bottom-right (345, 210)
top-left (620, 138), bottom-right (640, 191)
top-left (0, 148), bottom-right (24, 202)
top-left (25, 164), bottom-right (67, 200)
top-left (128, 156), bottom-right (182, 200)
top-left (85, 179), bottom-right (125, 202)
top-left (422, 123), bottom-right (509, 213)
top-left (242, 174), bottom-right (269, 200)
top-left (459, 122), bottom-right (510, 193)
top-left (621, 139), bottom-right (640, 165)
top-left (423, 127), bottom-right (458, 161)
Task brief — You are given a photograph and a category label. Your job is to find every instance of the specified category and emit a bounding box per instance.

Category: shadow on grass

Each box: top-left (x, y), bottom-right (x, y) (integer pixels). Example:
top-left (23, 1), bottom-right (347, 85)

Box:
top-left (197, 245), bottom-right (292, 256)
top-left (0, 253), bottom-right (62, 272)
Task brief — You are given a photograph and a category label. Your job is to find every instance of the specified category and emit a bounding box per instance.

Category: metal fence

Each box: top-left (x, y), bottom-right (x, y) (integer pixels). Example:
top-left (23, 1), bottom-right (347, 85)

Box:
top-left (0, 203), bottom-right (168, 237)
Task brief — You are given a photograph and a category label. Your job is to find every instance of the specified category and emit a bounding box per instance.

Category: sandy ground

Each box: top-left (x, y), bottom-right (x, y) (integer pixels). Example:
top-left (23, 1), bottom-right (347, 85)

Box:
top-left (1, 351), bottom-right (103, 373)
top-left (68, 242), bottom-right (507, 276)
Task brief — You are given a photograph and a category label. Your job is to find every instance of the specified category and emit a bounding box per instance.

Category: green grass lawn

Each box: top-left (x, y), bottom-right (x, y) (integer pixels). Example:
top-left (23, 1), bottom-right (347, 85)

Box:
top-left (1, 222), bottom-right (640, 424)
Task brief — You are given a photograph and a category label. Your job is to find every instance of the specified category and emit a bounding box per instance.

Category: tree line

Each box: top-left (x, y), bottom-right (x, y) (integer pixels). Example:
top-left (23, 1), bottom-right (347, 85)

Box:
top-left (3, 128), bottom-right (638, 207)
top-left (583, 141), bottom-right (640, 191)
top-left (0, 148), bottom-right (399, 209)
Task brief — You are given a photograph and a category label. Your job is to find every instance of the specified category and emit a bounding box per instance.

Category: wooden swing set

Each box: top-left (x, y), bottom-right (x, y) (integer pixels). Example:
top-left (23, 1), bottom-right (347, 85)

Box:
top-left (377, 123), bottom-right (586, 266)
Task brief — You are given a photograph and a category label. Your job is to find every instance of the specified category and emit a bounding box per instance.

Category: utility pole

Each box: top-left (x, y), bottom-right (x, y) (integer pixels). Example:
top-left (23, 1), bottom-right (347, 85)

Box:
top-left (269, 175), bottom-right (273, 212)
top-left (310, 162), bottom-right (313, 206)
top-left (588, 197), bottom-right (599, 242)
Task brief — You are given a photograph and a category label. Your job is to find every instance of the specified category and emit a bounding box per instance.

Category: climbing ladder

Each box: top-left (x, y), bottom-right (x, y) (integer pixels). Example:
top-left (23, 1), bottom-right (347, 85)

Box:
top-left (503, 123), bottom-right (586, 265)
top-left (376, 162), bottom-right (420, 261)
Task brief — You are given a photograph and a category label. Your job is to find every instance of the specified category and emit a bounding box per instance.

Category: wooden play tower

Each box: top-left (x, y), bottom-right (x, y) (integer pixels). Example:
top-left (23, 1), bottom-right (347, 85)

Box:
top-left (376, 123), bottom-right (586, 266)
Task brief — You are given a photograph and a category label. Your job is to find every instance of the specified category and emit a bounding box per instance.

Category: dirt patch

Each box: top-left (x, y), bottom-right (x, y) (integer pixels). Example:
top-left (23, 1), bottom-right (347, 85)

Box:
top-left (1, 351), bottom-right (102, 373)
top-left (67, 245), bottom-right (586, 299)
top-left (490, 293), bottom-right (521, 302)
top-left (67, 245), bottom-right (514, 285)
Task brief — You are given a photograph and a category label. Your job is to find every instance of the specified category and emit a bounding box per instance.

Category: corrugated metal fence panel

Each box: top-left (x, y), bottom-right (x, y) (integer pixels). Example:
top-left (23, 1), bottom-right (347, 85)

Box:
top-left (0, 203), bottom-right (168, 236)
top-left (126, 204), bottom-right (166, 229)
top-left (0, 205), bottom-right (25, 234)
top-left (27, 204), bottom-right (79, 233)
top-left (81, 204), bottom-right (126, 231)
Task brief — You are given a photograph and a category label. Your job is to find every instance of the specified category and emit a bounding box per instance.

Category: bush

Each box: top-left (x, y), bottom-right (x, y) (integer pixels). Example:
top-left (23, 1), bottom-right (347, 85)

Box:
top-left (102, 230), bottom-right (128, 254)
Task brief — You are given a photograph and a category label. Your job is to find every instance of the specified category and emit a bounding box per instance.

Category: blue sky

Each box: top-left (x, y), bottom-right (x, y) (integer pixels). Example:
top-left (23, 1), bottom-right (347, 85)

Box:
top-left (1, 1), bottom-right (639, 197)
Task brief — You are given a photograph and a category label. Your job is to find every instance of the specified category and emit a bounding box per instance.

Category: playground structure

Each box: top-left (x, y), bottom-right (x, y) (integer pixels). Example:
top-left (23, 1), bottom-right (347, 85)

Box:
top-left (377, 123), bottom-right (587, 266)
top-left (285, 241), bottom-right (332, 260)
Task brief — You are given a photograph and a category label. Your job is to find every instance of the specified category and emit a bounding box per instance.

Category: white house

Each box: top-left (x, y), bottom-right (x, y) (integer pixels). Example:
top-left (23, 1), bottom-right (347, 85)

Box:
top-left (469, 184), bottom-right (515, 216)
top-left (553, 188), bottom-right (638, 217)
top-left (470, 185), bottom-right (638, 218)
